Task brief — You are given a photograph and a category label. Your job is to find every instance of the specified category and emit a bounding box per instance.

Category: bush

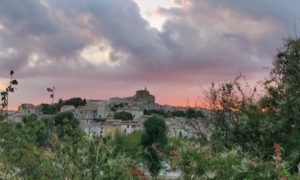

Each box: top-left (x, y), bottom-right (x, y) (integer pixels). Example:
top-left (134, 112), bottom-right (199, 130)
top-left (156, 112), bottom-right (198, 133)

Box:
top-left (113, 111), bottom-right (133, 120)
top-left (171, 110), bottom-right (186, 117)
top-left (143, 109), bottom-right (169, 118)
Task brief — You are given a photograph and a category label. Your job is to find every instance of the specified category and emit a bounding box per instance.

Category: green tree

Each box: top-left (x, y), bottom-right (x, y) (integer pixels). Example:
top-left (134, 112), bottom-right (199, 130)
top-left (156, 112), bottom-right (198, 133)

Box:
top-left (186, 108), bottom-right (204, 119)
top-left (113, 111), bottom-right (133, 120)
top-left (53, 111), bottom-right (80, 139)
top-left (143, 109), bottom-right (169, 118)
top-left (206, 38), bottom-right (300, 174)
top-left (141, 115), bottom-right (168, 177)
top-left (171, 110), bottom-right (186, 117)
top-left (60, 97), bottom-right (87, 107)
top-left (261, 38), bottom-right (300, 172)
top-left (207, 74), bottom-right (258, 152)
top-left (40, 103), bottom-right (61, 114)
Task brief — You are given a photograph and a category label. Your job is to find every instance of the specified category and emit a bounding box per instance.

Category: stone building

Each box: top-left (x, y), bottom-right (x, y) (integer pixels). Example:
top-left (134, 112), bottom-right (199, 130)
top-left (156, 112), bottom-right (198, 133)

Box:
top-left (120, 121), bottom-right (142, 134)
top-left (134, 87), bottom-right (155, 104)
top-left (117, 106), bottom-right (143, 121)
top-left (75, 105), bottom-right (97, 120)
top-left (97, 105), bottom-right (112, 119)
top-left (60, 105), bottom-right (76, 112)
top-left (109, 87), bottom-right (155, 106)
top-left (18, 104), bottom-right (36, 114)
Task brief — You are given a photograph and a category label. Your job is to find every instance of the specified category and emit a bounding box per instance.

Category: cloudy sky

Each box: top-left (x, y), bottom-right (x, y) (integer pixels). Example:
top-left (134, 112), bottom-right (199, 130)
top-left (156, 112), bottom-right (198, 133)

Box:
top-left (0, 0), bottom-right (299, 109)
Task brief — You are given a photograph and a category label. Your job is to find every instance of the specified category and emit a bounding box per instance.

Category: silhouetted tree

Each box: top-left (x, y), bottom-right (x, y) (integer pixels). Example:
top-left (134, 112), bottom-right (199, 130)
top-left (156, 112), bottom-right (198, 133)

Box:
top-left (46, 86), bottom-right (55, 105)
top-left (0, 70), bottom-right (18, 112)
top-left (62, 97), bottom-right (87, 107)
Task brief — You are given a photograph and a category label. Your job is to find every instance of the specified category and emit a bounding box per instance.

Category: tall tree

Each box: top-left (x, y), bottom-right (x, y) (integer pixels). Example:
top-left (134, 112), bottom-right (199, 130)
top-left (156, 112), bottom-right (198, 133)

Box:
top-left (261, 38), bottom-right (300, 172)
top-left (141, 115), bottom-right (168, 177)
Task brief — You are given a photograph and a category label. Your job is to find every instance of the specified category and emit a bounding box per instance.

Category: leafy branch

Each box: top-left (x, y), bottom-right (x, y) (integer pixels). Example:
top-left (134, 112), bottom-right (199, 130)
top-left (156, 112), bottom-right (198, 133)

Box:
top-left (0, 70), bottom-right (18, 112)
top-left (46, 86), bottom-right (55, 105)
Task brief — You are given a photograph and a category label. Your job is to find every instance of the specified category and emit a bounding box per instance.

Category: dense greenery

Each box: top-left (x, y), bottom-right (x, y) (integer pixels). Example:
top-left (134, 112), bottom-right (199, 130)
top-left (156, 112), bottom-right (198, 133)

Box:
top-left (40, 103), bottom-right (61, 114)
top-left (143, 109), bottom-right (169, 118)
top-left (141, 115), bottom-right (168, 177)
top-left (185, 108), bottom-right (204, 119)
top-left (113, 111), bottom-right (134, 120)
top-left (205, 38), bottom-right (300, 177)
top-left (0, 112), bottom-right (135, 179)
top-left (144, 108), bottom-right (204, 119)
top-left (40, 97), bottom-right (87, 115)
top-left (110, 103), bottom-right (127, 112)
top-left (59, 97), bottom-right (87, 108)
top-left (0, 112), bottom-right (299, 179)
top-left (171, 110), bottom-right (186, 117)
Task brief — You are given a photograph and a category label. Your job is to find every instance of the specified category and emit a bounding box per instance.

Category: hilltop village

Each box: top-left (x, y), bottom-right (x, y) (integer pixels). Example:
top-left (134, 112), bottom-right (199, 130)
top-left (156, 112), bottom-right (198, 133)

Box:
top-left (8, 88), bottom-right (210, 138)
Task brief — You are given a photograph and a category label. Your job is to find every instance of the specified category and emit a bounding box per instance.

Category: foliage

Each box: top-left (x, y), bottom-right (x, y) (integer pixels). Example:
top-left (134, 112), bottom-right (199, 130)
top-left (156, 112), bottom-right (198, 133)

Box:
top-left (141, 115), bottom-right (168, 177)
top-left (53, 111), bottom-right (80, 139)
top-left (143, 109), bottom-right (169, 118)
top-left (260, 38), bottom-right (300, 171)
top-left (171, 110), bottom-right (186, 117)
top-left (40, 97), bottom-right (86, 114)
top-left (40, 97), bottom-right (86, 115)
top-left (206, 38), bottom-right (300, 175)
top-left (59, 97), bottom-right (87, 108)
top-left (46, 86), bottom-right (55, 105)
top-left (170, 108), bottom-right (204, 119)
top-left (112, 131), bottom-right (143, 159)
top-left (113, 111), bottom-right (133, 120)
top-left (40, 103), bottom-right (61, 115)
top-left (185, 108), bottom-right (205, 119)
top-left (110, 103), bottom-right (127, 112)
top-left (178, 143), bottom-right (290, 180)
top-left (0, 70), bottom-right (18, 111)
top-left (0, 113), bottom-right (138, 179)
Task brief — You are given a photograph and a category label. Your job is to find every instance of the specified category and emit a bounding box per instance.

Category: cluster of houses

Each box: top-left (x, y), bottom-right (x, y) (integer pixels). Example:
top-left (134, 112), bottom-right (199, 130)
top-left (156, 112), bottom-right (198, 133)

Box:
top-left (8, 88), bottom-right (210, 138)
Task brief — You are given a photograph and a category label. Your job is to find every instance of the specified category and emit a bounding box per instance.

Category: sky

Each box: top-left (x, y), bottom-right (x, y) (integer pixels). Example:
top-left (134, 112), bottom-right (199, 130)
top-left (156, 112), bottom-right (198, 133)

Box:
top-left (0, 0), bottom-right (300, 109)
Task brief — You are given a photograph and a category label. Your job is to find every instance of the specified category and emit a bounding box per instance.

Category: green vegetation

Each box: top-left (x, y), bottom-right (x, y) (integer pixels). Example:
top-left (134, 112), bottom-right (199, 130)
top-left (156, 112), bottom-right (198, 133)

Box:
top-left (0, 112), bottom-right (134, 179)
top-left (185, 108), bottom-right (204, 119)
top-left (113, 111), bottom-right (134, 120)
top-left (40, 103), bottom-right (61, 114)
top-left (110, 103), bottom-right (127, 111)
top-left (141, 115), bottom-right (168, 177)
top-left (171, 110), bottom-right (186, 117)
top-left (144, 108), bottom-right (205, 119)
top-left (143, 109), bottom-right (169, 118)
top-left (112, 131), bottom-right (143, 158)
top-left (59, 97), bottom-right (87, 108)
top-left (40, 97), bottom-right (87, 115)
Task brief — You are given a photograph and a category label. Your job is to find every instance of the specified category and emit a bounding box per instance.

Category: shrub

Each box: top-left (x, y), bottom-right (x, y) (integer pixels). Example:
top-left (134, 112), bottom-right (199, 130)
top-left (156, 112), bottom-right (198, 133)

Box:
top-left (113, 111), bottom-right (133, 120)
